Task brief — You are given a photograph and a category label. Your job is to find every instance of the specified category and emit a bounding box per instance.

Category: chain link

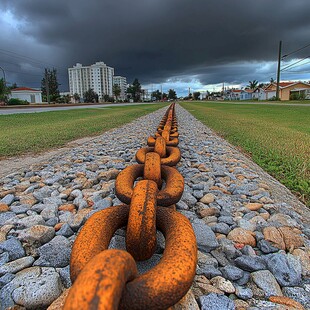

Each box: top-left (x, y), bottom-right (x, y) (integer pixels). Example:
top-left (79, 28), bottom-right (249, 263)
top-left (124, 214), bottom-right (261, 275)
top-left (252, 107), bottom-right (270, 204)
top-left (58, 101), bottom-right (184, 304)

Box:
top-left (64, 103), bottom-right (197, 310)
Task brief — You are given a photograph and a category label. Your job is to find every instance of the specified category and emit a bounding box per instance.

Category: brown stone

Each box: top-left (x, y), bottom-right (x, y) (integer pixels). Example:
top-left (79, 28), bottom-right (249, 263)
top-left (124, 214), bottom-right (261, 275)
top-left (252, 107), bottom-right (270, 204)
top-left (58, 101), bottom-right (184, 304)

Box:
top-left (29, 176), bottom-right (41, 183)
top-left (269, 296), bottom-right (304, 310)
top-left (171, 289), bottom-right (200, 310)
top-left (198, 207), bottom-right (219, 217)
top-left (216, 233), bottom-right (226, 239)
top-left (278, 226), bottom-right (304, 251)
top-left (209, 186), bottom-right (230, 195)
top-left (54, 223), bottom-right (64, 231)
top-left (0, 224), bottom-right (14, 242)
top-left (47, 289), bottom-right (69, 310)
top-left (245, 203), bottom-right (263, 211)
top-left (0, 203), bottom-right (9, 212)
top-left (194, 274), bottom-right (210, 284)
top-left (0, 189), bottom-right (15, 198)
top-left (227, 228), bottom-right (256, 247)
top-left (19, 194), bottom-right (37, 206)
top-left (59, 204), bottom-right (76, 213)
top-left (196, 282), bottom-right (224, 295)
top-left (61, 188), bottom-right (72, 198)
top-left (263, 226), bottom-right (285, 250)
top-left (76, 172), bottom-right (86, 178)
top-left (260, 212), bottom-right (270, 220)
top-left (98, 169), bottom-right (119, 181)
top-left (200, 193), bottom-right (215, 204)
top-left (234, 299), bottom-right (249, 310)
top-left (197, 164), bottom-right (210, 172)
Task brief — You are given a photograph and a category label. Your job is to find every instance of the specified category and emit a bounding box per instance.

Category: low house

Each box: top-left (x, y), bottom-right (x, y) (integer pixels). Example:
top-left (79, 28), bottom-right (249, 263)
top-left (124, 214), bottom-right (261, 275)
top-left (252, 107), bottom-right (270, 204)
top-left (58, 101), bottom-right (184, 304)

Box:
top-left (264, 81), bottom-right (310, 100)
top-left (240, 89), bottom-right (253, 100)
top-left (10, 87), bottom-right (42, 103)
top-left (224, 89), bottom-right (241, 100)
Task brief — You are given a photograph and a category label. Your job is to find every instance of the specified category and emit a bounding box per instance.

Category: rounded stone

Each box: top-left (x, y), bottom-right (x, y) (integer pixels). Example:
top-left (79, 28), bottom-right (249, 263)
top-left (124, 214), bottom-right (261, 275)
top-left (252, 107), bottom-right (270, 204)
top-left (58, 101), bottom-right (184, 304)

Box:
top-left (210, 276), bottom-right (235, 293)
top-left (11, 267), bottom-right (63, 309)
top-left (18, 225), bottom-right (55, 246)
top-left (227, 228), bottom-right (256, 247)
top-left (245, 203), bottom-right (263, 211)
top-left (200, 193), bottom-right (215, 204)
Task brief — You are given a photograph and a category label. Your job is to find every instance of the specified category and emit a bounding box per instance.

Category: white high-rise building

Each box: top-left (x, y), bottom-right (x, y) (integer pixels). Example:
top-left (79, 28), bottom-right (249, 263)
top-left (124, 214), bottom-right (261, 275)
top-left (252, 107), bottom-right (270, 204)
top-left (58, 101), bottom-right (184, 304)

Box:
top-left (113, 76), bottom-right (127, 101)
top-left (68, 62), bottom-right (114, 101)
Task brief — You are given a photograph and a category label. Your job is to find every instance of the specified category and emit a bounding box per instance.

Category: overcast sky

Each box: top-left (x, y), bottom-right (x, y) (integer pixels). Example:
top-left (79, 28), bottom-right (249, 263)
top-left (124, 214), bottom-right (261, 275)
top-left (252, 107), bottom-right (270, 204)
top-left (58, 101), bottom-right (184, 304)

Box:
top-left (1, 0), bottom-right (310, 95)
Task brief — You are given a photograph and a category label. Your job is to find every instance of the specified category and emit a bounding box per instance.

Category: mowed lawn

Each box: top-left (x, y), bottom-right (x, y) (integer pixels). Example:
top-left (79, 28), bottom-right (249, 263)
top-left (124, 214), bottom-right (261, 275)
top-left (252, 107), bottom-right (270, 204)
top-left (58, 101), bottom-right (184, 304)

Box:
top-left (180, 101), bottom-right (310, 206)
top-left (0, 103), bottom-right (168, 158)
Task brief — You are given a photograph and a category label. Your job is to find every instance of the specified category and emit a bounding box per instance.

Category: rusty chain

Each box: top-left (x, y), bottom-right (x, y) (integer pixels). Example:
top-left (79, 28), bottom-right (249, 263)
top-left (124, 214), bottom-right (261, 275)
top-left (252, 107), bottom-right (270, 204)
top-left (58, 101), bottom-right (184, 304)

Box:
top-left (64, 103), bottom-right (197, 310)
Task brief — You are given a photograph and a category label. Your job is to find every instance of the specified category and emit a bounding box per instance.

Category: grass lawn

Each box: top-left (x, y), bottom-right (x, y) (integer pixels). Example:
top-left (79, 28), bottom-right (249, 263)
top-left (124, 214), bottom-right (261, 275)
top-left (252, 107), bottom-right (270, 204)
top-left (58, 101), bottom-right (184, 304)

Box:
top-left (0, 103), bottom-right (168, 158)
top-left (180, 101), bottom-right (310, 206)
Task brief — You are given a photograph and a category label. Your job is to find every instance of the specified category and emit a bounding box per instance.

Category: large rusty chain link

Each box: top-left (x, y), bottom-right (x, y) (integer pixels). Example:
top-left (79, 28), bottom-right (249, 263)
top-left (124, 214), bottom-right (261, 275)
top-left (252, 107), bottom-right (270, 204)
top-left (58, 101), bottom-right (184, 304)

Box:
top-left (64, 103), bottom-right (198, 310)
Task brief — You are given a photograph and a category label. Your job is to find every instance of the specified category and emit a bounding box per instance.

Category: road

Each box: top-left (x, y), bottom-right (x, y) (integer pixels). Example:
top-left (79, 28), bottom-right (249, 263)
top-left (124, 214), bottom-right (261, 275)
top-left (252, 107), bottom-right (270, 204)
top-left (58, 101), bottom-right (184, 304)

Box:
top-left (0, 102), bottom-right (161, 115)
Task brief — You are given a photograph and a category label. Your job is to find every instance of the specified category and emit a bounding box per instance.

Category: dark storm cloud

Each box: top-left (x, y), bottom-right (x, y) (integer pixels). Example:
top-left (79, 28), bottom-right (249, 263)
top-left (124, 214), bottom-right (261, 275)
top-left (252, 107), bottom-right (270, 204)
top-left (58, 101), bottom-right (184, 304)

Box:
top-left (1, 0), bottom-right (310, 90)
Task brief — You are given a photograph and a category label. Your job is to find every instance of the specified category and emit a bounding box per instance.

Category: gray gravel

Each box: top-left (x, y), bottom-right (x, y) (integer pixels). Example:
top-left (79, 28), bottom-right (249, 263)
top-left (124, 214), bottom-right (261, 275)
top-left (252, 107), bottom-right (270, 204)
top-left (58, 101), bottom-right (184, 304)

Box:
top-left (0, 105), bottom-right (309, 309)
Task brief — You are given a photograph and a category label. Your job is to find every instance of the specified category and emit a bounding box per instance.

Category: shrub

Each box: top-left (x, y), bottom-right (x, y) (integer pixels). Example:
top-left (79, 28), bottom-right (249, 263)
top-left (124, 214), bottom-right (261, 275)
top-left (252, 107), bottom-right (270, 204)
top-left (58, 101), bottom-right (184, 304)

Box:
top-left (8, 98), bottom-right (29, 105)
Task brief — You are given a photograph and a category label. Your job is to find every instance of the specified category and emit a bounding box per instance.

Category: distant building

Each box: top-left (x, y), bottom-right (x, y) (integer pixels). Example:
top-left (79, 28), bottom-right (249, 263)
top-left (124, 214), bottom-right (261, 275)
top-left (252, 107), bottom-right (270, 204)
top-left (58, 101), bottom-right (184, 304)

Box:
top-left (264, 81), bottom-right (310, 100)
top-left (240, 89), bottom-right (254, 100)
top-left (224, 89), bottom-right (241, 100)
top-left (10, 87), bottom-right (42, 103)
top-left (113, 76), bottom-right (127, 101)
top-left (68, 62), bottom-right (114, 101)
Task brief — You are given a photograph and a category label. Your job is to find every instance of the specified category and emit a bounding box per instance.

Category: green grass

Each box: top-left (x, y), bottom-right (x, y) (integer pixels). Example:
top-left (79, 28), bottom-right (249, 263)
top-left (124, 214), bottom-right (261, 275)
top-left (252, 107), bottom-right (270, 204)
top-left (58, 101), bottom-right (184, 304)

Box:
top-left (180, 101), bottom-right (310, 206)
top-left (0, 104), bottom-right (168, 158)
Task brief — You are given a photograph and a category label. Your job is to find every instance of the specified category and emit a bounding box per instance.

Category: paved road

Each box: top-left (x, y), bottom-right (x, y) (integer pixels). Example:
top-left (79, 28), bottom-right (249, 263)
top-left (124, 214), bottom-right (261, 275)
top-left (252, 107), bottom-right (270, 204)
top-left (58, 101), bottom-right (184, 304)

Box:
top-left (0, 102), bottom-right (161, 115)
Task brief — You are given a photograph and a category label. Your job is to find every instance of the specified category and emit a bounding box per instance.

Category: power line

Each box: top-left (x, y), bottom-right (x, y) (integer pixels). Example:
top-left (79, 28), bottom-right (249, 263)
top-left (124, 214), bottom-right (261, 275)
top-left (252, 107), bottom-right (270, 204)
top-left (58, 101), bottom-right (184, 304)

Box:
top-left (282, 42), bottom-right (310, 59)
top-left (281, 56), bottom-right (310, 72)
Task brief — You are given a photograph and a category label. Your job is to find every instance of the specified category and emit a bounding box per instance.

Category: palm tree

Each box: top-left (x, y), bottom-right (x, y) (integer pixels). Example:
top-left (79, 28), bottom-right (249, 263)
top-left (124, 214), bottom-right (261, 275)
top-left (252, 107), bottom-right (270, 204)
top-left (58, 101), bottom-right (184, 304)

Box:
top-left (247, 80), bottom-right (259, 89)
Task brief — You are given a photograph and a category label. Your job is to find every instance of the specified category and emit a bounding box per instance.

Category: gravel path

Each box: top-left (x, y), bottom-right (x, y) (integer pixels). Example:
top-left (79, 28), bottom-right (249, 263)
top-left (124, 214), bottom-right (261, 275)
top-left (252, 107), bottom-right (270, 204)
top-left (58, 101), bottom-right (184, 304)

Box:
top-left (0, 105), bottom-right (309, 310)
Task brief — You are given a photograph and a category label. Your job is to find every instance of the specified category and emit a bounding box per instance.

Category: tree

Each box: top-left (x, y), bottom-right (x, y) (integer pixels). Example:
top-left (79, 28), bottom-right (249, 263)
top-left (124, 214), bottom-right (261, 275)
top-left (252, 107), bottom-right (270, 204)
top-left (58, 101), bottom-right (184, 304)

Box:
top-left (0, 78), bottom-right (10, 103)
top-left (73, 93), bottom-right (80, 103)
top-left (41, 68), bottom-right (60, 102)
top-left (8, 82), bottom-right (18, 90)
top-left (193, 92), bottom-right (201, 100)
top-left (84, 88), bottom-right (98, 103)
top-left (247, 80), bottom-right (258, 89)
top-left (127, 78), bottom-right (142, 102)
top-left (168, 89), bottom-right (177, 100)
top-left (151, 90), bottom-right (162, 101)
top-left (270, 77), bottom-right (275, 83)
top-left (113, 84), bottom-right (121, 101)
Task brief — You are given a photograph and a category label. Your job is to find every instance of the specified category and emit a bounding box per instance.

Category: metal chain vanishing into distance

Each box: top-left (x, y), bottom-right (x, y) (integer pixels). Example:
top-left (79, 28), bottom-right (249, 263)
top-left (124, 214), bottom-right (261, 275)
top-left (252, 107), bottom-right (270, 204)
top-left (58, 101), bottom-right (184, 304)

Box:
top-left (63, 103), bottom-right (198, 310)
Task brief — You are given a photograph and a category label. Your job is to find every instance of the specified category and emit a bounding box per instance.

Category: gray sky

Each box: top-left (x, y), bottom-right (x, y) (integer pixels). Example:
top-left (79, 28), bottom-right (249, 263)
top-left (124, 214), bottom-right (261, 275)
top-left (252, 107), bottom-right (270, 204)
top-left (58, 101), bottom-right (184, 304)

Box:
top-left (1, 0), bottom-right (310, 95)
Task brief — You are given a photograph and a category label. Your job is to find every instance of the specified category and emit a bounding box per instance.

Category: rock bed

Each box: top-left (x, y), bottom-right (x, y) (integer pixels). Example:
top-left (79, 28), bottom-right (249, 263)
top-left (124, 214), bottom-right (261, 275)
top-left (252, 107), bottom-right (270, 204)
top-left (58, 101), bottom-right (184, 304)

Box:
top-left (0, 105), bottom-right (309, 310)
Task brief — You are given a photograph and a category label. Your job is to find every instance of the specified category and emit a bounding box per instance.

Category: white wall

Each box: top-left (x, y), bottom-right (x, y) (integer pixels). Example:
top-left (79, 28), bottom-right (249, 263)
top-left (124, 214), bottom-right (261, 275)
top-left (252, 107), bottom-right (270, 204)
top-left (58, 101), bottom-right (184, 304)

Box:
top-left (11, 92), bottom-right (42, 103)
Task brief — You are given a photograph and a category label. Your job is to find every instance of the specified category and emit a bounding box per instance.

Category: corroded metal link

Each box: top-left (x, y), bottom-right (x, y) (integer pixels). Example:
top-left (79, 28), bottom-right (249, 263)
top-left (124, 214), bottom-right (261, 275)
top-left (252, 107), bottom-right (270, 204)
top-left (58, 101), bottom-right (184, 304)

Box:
top-left (154, 136), bottom-right (166, 158)
top-left (126, 180), bottom-right (158, 261)
top-left (64, 249), bottom-right (137, 310)
top-left (70, 204), bottom-right (129, 282)
top-left (68, 205), bottom-right (197, 310)
top-left (119, 207), bottom-right (197, 310)
top-left (115, 164), bottom-right (184, 206)
top-left (148, 136), bottom-right (179, 147)
top-left (143, 152), bottom-right (162, 188)
top-left (136, 146), bottom-right (181, 166)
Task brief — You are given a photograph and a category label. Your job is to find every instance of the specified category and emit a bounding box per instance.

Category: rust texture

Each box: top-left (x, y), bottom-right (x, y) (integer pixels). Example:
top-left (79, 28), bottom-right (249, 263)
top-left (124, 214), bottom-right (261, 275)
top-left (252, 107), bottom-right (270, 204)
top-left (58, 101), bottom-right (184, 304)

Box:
top-left (66, 103), bottom-right (198, 310)
top-left (126, 180), bottom-right (158, 261)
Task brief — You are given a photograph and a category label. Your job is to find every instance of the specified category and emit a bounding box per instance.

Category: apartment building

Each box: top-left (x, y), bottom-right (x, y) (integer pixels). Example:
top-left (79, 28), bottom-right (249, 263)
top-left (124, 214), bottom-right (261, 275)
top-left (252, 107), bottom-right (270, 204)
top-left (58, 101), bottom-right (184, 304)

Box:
top-left (68, 62), bottom-right (114, 101)
top-left (113, 76), bottom-right (127, 101)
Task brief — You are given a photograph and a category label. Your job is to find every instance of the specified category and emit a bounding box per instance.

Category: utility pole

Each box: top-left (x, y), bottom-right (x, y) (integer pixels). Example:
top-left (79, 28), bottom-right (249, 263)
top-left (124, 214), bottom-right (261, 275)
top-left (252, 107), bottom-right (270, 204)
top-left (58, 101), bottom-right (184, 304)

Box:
top-left (161, 84), bottom-right (163, 101)
top-left (276, 40), bottom-right (282, 101)
top-left (45, 69), bottom-right (50, 104)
